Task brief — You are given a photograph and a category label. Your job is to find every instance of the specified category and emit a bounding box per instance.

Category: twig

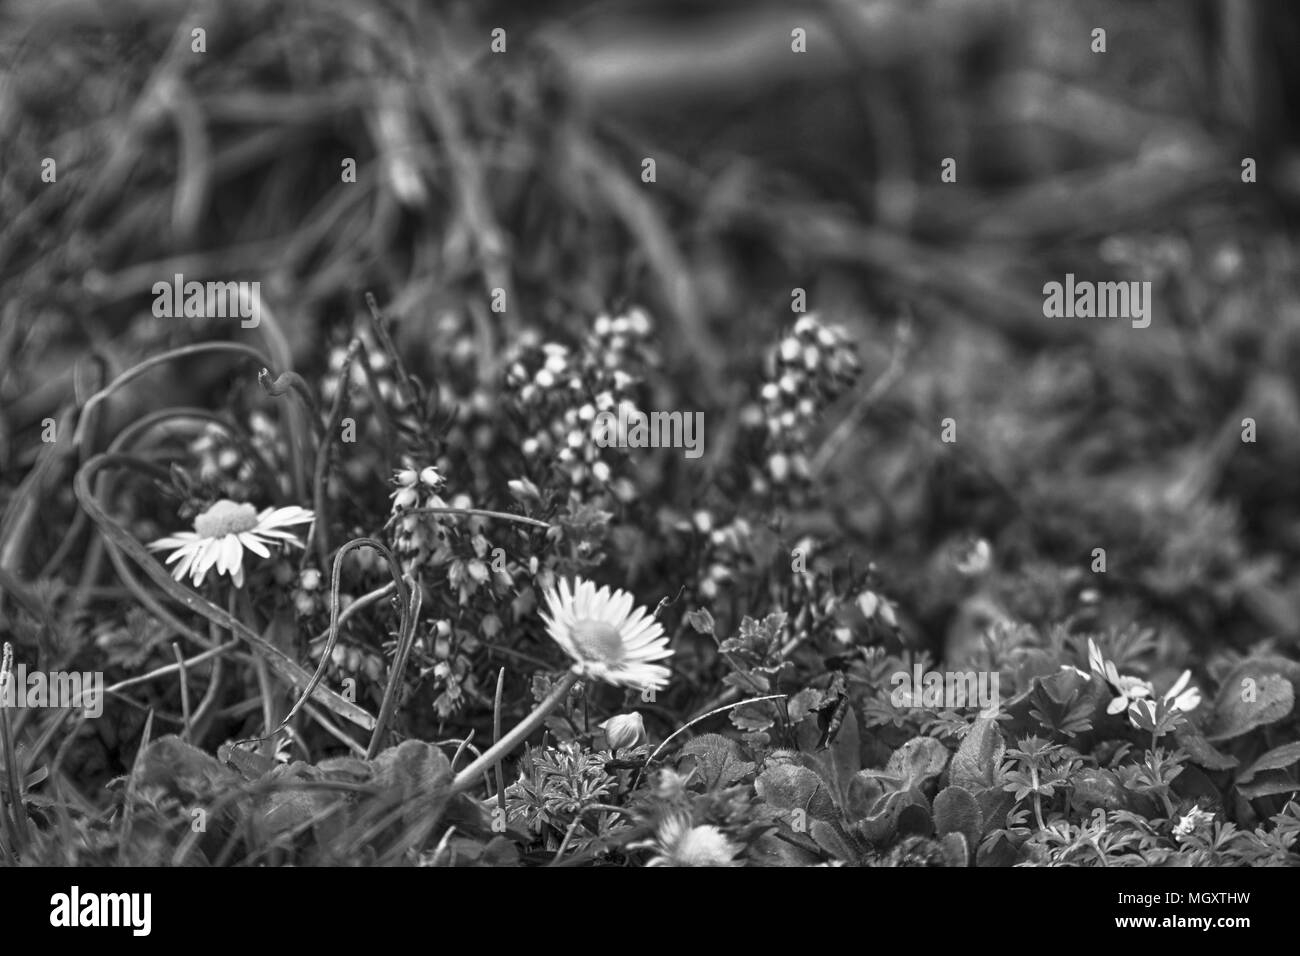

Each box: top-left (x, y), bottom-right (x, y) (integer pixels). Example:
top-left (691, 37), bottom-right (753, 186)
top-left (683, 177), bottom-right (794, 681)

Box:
top-left (171, 642), bottom-right (192, 743)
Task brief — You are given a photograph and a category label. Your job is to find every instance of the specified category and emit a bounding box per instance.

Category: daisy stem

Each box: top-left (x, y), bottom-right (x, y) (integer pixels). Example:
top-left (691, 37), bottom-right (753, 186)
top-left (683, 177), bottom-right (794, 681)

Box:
top-left (448, 671), bottom-right (581, 797)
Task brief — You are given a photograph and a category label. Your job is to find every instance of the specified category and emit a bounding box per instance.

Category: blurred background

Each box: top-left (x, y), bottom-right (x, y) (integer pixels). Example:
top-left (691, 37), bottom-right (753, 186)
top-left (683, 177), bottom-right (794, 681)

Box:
top-left (4, 0), bottom-right (1300, 671)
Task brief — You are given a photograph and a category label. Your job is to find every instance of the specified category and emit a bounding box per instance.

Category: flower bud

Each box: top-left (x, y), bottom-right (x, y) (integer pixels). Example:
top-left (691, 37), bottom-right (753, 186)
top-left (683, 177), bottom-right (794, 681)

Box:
top-left (601, 712), bottom-right (647, 751)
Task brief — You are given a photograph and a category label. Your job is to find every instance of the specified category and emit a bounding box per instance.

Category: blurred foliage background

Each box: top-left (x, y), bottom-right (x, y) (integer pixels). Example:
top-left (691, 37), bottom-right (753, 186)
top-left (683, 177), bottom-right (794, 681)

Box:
top-left (3, 0), bottom-right (1300, 730)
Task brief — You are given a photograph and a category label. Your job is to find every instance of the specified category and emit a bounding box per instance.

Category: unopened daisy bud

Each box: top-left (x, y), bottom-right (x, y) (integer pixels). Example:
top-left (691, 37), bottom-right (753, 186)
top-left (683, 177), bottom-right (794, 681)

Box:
top-left (544, 353), bottom-right (567, 375)
top-left (299, 569), bottom-right (322, 590)
top-left (592, 460), bottom-right (611, 483)
top-left (522, 437), bottom-right (540, 457)
top-left (602, 712), bottom-right (647, 751)
top-left (778, 374), bottom-right (799, 394)
top-left (760, 382), bottom-right (780, 403)
top-left (535, 369), bottom-right (555, 389)
top-left (628, 309), bottom-right (651, 336)
top-left (779, 338), bottom-right (801, 363)
top-left (294, 593), bottom-right (316, 616)
top-left (594, 315), bottom-right (612, 336)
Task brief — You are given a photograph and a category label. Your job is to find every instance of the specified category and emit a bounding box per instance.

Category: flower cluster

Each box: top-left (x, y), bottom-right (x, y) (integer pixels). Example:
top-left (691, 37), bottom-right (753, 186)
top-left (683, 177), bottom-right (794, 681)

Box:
top-left (505, 310), bottom-right (655, 501)
top-left (751, 314), bottom-right (860, 489)
top-left (320, 325), bottom-right (419, 432)
top-left (389, 464), bottom-right (451, 573)
top-left (388, 464), bottom-right (514, 603)
top-left (1087, 638), bottom-right (1201, 731)
top-left (188, 411), bottom-right (288, 499)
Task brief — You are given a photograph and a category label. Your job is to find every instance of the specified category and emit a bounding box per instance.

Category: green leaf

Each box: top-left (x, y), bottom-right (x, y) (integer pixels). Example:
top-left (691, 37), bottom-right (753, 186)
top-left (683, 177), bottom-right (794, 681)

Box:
top-left (754, 762), bottom-right (838, 823)
top-left (882, 736), bottom-right (949, 791)
top-left (678, 733), bottom-right (756, 789)
top-left (369, 739), bottom-right (454, 826)
top-left (809, 706), bottom-right (862, 807)
top-left (1239, 742), bottom-right (1300, 785)
top-left (939, 830), bottom-right (970, 867)
top-left (1207, 673), bottom-right (1294, 741)
top-left (1237, 771), bottom-right (1300, 800)
top-left (136, 735), bottom-right (239, 798)
top-left (950, 717), bottom-right (1005, 793)
top-left (809, 819), bottom-right (859, 863)
top-left (855, 788), bottom-right (931, 844)
top-left (933, 785), bottom-right (983, 846)
top-left (730, 699), bottom-right (777, 733)
top-left (1070, 767), bottom-right (1129, 812)
top-left (1175, 722), bottom-right (1239, 771)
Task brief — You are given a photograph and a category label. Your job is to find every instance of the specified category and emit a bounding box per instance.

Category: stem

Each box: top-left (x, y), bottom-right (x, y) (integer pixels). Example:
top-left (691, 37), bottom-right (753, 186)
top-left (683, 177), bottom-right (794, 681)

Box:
top-left (1031, 766), bottom-right (1046, 832)
top-left (449, 671), bottom-right (580, 796)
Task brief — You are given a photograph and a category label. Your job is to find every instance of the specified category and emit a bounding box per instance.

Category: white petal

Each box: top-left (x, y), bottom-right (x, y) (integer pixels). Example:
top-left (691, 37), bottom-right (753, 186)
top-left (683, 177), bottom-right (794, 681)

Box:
top-left (148, 532), bottom-right (200, 551)
top-left (239, 533), bottom-right (271, 558)
top-left (220, 535), bottom-right (243, 576)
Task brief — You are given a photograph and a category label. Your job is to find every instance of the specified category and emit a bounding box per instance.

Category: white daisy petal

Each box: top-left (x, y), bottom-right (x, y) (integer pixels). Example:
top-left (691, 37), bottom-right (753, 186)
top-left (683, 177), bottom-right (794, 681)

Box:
top-left (540, 578), bottom-right (674, 690)
top-left (239, 533), bottom-right (271, 558)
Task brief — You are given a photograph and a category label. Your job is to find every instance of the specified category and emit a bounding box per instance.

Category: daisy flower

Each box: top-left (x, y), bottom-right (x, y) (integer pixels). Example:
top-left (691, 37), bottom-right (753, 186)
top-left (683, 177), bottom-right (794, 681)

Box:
top-left (633, 814), bottom-right (743, 867)
top-left (148, 500), bottom-right (315, 588)
top-left (539, 578), bottom-right (673, 691)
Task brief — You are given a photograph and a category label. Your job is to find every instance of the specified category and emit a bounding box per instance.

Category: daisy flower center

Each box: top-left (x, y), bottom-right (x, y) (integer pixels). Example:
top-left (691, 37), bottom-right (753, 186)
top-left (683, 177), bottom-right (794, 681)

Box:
top-left (194, 500), bottom-right (259, 538)
top-left (570, 619), bottom-right (624, 662)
